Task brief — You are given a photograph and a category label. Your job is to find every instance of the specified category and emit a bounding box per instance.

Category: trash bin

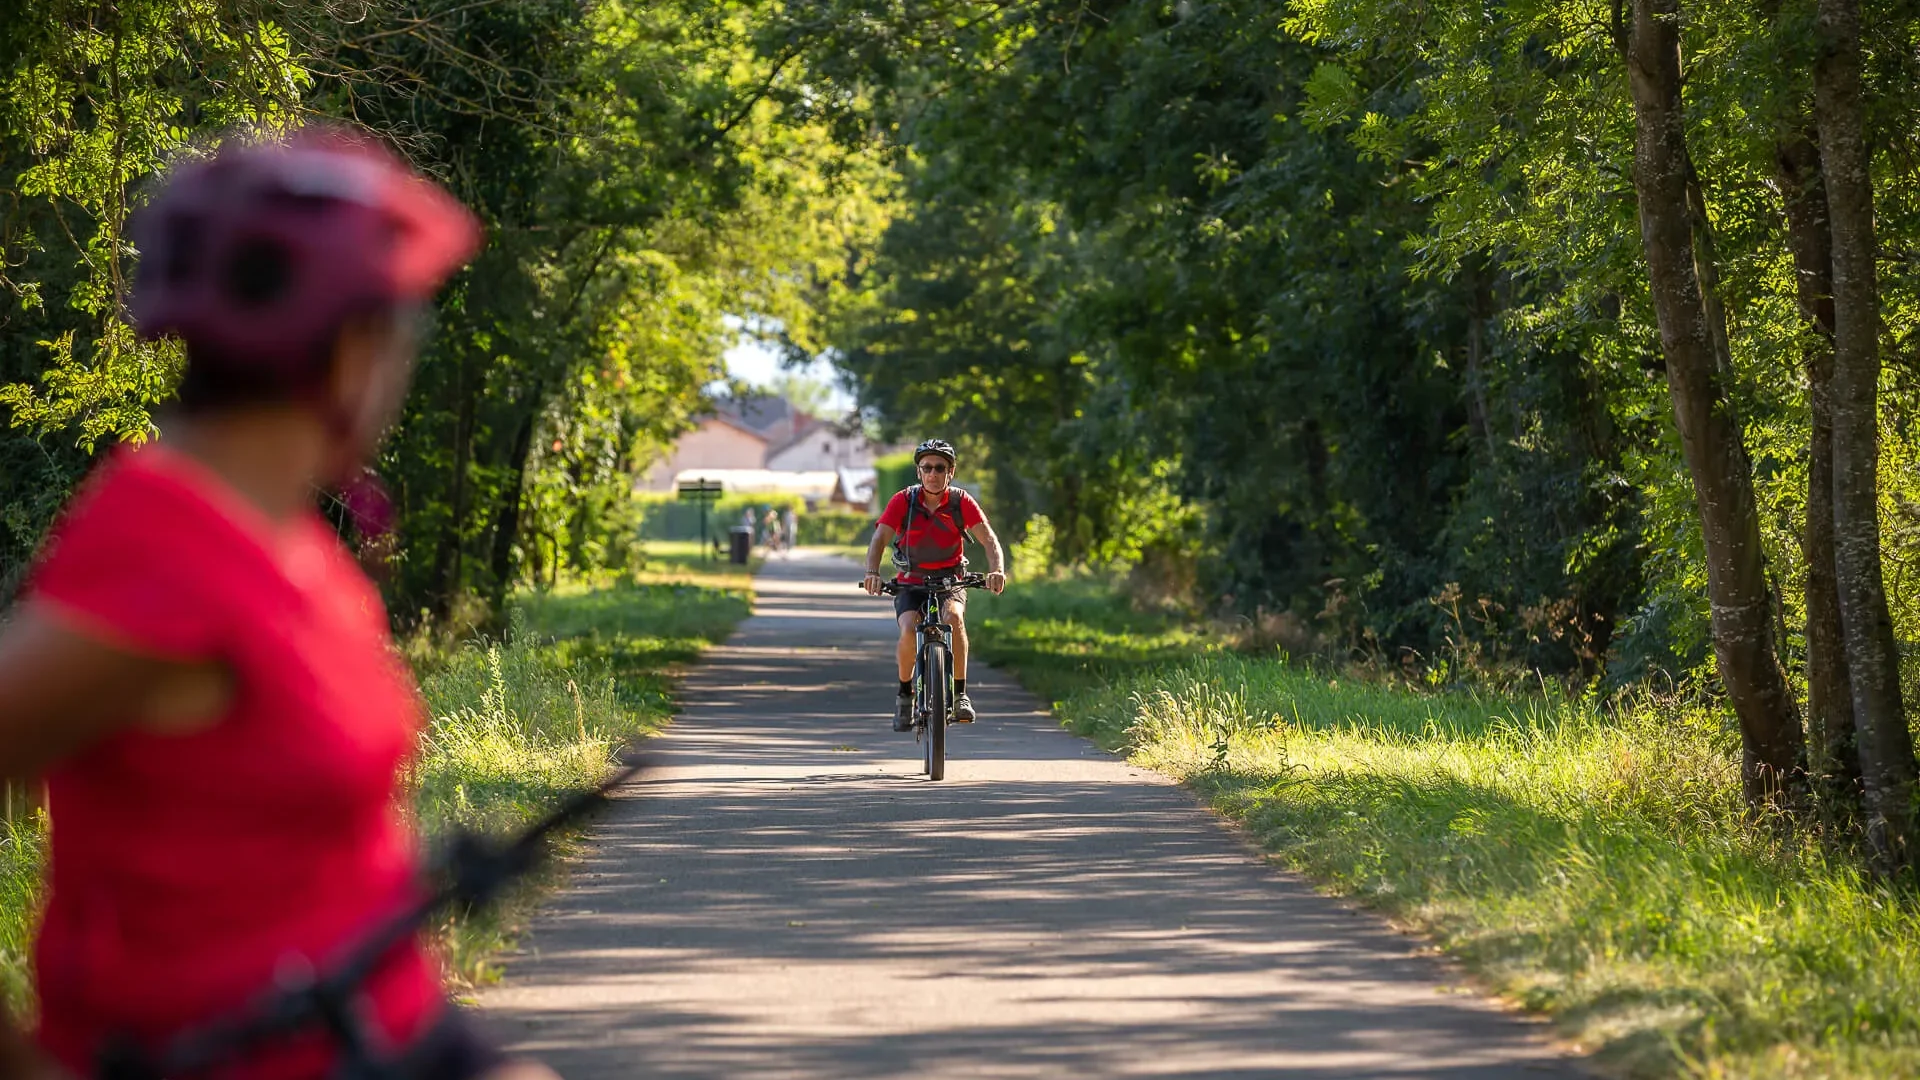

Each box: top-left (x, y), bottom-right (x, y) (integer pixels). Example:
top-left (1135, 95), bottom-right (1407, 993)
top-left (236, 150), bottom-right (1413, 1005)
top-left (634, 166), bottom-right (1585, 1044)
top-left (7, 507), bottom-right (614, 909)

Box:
top-left (729, 525), bottom-right (753, 564)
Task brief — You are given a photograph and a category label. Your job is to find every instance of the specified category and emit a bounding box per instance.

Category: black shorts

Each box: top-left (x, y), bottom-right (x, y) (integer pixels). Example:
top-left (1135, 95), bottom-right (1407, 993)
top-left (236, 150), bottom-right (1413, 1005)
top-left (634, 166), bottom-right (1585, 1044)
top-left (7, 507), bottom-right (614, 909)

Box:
top-left (894, 583), bottom-right (967, 619)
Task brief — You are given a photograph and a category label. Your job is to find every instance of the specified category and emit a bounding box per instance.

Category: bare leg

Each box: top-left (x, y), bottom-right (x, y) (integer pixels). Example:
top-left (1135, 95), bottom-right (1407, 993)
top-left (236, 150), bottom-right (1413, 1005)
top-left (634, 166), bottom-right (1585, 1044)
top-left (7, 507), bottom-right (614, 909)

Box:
top-left (948, 600), bottom-right (968, 681)
top-left (896, 610), bottom-right (919, 683)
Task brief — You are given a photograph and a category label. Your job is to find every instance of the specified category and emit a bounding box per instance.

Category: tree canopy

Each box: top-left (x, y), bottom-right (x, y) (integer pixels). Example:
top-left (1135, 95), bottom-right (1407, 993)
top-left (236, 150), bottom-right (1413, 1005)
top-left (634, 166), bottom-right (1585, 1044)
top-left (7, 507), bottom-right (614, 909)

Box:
top-left (9, 0), bottom-right (1920, 858)
top-left (771, 0), bottom-right (1920, 858)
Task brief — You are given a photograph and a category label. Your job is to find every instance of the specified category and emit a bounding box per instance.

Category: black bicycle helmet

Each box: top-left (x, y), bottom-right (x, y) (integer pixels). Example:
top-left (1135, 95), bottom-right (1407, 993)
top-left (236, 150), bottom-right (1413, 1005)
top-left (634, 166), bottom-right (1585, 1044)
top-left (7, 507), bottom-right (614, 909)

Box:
top-left (914, 438), bottom-right (957, 466)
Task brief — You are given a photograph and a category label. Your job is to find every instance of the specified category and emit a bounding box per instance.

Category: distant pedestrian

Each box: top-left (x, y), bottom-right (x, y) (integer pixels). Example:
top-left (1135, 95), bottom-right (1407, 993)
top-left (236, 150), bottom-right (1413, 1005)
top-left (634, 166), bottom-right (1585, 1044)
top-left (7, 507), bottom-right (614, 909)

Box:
top-left (763, 507), bottom-right (785, 556)
top-left (784, 507), bottom-right (799, 552)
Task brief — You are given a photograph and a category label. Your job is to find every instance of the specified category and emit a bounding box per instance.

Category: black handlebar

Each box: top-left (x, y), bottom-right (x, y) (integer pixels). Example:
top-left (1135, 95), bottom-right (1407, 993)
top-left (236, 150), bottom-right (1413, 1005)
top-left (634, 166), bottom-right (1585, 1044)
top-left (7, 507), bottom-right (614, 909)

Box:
top-left (858, 573), bottom-right (990, 596)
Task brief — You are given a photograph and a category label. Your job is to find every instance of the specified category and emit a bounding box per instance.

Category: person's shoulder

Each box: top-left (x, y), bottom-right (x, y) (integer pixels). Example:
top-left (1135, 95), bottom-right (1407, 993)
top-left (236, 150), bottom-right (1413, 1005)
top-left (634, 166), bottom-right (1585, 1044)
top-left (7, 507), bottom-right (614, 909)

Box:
top-left (33, 444), bottom-right (274, 587)
top-left (37, 446), bottom-right (197, 553)
top-left (955, 489), bottom-right (987, 522)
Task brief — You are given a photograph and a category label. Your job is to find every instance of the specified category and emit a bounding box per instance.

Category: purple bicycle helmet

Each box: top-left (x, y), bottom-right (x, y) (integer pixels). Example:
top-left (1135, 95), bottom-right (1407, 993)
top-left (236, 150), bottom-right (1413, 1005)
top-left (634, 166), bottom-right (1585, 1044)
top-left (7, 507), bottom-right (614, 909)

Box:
top-left (130, 126), bottom-right (480, 381)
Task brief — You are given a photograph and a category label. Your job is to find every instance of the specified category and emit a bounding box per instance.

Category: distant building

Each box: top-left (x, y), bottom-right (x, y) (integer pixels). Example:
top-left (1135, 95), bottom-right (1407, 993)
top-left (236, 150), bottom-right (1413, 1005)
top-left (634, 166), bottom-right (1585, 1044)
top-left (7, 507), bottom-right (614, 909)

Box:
top-left (640, 414), bottom-right (766, 491)
top-left (765, 419), bottom-right (890, 473)
top-left (642, 393), bottom-right (903, 507)
top-left (833, 467), bottom-right (877, 508)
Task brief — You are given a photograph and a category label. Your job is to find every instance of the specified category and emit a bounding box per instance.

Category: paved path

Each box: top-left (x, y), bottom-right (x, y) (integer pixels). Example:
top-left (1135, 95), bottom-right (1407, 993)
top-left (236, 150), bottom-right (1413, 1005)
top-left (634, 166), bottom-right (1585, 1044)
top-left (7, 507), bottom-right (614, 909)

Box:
top-left (480, 551), bottom-right (1585, 1078)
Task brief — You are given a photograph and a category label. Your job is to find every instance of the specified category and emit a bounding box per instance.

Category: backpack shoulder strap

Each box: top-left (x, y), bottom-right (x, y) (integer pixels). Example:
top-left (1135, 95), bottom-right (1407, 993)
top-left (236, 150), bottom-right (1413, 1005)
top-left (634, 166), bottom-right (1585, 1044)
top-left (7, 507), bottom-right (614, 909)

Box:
top-left (894, 485), bottom-right (922, 552)
top-left (945, 489), bottom-right (971, 570)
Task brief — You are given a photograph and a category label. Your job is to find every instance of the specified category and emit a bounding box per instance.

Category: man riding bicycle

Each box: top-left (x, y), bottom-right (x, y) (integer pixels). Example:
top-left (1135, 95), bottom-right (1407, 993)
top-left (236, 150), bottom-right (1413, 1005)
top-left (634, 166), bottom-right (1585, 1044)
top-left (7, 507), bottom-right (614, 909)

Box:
top-left (861, 440), bottom-right (1007, 731)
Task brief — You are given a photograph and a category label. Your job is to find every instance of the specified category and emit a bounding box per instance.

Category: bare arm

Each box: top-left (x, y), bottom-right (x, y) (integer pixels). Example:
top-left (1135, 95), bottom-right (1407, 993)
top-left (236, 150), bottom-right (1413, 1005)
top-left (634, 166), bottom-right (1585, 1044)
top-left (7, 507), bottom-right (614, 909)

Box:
top-left (0, 605), bottom-right (169, 1075)
top-left (967, 522), bottom-right (1007, 592)
top-left (0, 604), bottom-right (189, 780)
top-left (862, 524), bottom-right (897, 594)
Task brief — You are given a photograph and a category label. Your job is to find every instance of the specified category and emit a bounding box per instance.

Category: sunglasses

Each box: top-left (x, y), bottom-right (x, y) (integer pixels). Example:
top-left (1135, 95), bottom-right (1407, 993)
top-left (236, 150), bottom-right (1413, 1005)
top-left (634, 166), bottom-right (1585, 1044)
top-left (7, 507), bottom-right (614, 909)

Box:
top-left (917, 462), bottom-right (950, 474)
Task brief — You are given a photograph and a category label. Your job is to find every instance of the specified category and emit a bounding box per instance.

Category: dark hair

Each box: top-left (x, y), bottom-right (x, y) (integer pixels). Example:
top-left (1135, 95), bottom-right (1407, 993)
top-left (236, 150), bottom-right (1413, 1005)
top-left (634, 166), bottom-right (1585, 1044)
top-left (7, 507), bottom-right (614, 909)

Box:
top-left (172, 303), bottom-right (402, 414)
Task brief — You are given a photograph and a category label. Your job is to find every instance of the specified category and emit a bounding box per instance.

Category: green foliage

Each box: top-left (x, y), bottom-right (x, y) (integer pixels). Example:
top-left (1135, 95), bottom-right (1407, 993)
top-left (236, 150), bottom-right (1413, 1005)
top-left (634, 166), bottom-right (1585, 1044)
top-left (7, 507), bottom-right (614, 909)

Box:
top-left (0, 0), bottom-right (891, 626)
top-left (631, 491), bottom-right (809, 542)
top-left (872, 451), bottom-right (915, 507)
top-left (978, 579), bottom-right (1920, 1079)
top-left (0, 817), bottom-right (42, 1018)
top-left (970, 574), bottom-right (1214, 701)
top-left (1006, 514), bottom-right (1055, 580)
top-left (806, 0), bottom-right (1642, 674)
top-left (0, 0), bottom-right (307, 597)
top-left (794, 509), bottom-right (872, 546)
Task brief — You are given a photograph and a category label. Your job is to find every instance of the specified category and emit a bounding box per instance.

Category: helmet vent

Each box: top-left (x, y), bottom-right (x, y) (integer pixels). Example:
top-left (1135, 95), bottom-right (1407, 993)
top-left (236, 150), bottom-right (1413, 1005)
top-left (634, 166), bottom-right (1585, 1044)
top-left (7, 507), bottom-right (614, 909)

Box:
top-left (224, 237), bottom-right (291, 308)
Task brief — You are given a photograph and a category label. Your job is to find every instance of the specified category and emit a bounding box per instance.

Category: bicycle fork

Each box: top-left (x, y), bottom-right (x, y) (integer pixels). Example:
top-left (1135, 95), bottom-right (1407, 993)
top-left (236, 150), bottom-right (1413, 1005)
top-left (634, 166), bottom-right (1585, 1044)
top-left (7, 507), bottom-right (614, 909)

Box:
top-left (915, 624), bottom-right (954, 726)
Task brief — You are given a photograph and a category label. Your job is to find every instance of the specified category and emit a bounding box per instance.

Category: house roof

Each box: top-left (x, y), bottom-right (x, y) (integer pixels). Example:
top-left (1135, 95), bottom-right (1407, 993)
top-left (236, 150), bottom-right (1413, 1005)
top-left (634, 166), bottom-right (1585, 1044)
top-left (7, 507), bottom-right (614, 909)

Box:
top-left (762, 413), bottom-right (836, 461)
top-left (702, 411), bottom-right (771, 443)
top-left (713, 393), bottom-right (798, 435)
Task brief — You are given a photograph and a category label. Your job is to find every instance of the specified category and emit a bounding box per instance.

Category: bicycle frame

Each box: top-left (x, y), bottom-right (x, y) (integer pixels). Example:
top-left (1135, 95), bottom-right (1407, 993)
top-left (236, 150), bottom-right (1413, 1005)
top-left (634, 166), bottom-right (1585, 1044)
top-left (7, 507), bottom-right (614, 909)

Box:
top-left (911, 584), bottom-right (957, 727)
top-left (870, 573), bottom-right (984, 781)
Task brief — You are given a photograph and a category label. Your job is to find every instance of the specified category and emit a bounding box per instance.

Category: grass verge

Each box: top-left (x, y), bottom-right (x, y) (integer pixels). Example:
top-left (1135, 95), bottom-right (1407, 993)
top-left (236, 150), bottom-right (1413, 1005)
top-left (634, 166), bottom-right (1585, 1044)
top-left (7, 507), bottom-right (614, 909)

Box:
top-left (0, 550), bottom-right (749, 1014)
top-left (972, 576), bottom-right (1920, 1080)
top-left (416, 570), bottom-right (747, 986)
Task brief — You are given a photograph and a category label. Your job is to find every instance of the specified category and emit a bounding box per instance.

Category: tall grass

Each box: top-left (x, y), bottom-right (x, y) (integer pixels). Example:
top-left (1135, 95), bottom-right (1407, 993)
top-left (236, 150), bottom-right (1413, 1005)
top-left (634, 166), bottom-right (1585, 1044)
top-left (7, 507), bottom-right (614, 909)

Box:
top-left (0, 572), bottom-right (749, 1013)
top-left (0, 820), bottom-right (40, 1016)
top-left (977, 578), bottom-right (1920, 1080)
top-left (413, 576), bottom-right (746, 985)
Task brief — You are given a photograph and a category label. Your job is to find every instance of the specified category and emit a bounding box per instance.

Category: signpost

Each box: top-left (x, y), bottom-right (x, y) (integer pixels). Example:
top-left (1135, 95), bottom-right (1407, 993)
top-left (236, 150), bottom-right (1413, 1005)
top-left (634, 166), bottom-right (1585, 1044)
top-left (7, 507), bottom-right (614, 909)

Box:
top-left (676, 478), bottom-right (724, 561)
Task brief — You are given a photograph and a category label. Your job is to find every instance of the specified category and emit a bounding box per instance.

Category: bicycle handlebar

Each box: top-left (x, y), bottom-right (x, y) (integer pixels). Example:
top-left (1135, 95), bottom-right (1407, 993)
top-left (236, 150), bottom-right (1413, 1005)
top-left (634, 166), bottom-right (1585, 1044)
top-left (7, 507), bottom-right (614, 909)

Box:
top-left (858, 573), bottom-right (990, 596)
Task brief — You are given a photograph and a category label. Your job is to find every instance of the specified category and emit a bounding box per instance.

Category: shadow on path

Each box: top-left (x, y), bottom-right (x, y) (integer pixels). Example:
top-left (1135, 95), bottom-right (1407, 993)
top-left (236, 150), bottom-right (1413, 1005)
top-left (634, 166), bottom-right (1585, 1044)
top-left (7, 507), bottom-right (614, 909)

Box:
top-left (480, 551), bottom-right (1586, 1078)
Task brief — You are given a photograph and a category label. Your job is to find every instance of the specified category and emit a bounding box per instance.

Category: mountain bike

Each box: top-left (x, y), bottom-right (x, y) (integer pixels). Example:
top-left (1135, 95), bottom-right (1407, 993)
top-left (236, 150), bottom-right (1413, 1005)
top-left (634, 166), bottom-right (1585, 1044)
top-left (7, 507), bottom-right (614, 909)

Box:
top-left (94, 758), bottom-right (646, 1080)
top-left (868, 573), bottom-right (987, 781)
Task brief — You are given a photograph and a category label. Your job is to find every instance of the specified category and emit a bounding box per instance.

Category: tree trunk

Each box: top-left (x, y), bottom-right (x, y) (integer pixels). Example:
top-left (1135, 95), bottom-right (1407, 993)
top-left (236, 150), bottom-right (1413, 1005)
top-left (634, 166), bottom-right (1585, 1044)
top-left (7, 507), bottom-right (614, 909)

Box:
top-left (1622, 0), bottom-right (1806, 808)
top-left (1462, 262), bottom-right (1495, 457)
top-left (430, 359), bottom-right (479, 620)
top-left (1775, 129), bottom-right (1864, 819)
top-left (1812, 0), bottom-right (1917, 866)
top-left (486, 386), bottom-right (544, 619)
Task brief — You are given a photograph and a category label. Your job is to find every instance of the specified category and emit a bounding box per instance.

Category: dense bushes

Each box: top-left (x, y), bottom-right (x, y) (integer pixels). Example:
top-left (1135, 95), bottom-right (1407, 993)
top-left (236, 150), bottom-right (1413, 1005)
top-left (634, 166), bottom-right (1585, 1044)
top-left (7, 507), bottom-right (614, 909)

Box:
top-left (795, 511), bottom-right (873, 547)
top-left (630, 492), bottom-right (873, 547)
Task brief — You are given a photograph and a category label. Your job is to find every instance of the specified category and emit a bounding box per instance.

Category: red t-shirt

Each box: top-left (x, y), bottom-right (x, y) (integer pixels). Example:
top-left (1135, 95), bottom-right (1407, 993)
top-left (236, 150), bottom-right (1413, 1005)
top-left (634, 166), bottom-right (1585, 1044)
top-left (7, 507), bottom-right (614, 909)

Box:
top-left (876, 486), bottom-right (985, 583)
top-left (24, 444), bottom-right (441, 1078)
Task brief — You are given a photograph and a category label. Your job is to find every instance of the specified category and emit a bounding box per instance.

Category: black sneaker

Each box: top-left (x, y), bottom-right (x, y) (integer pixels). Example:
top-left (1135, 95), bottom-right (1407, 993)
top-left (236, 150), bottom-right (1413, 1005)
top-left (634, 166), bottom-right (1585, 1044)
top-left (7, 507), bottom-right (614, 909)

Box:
top-left (893, 694), bottom-right (914, 732)
top-left (953, 693), bottom-right (976, 723)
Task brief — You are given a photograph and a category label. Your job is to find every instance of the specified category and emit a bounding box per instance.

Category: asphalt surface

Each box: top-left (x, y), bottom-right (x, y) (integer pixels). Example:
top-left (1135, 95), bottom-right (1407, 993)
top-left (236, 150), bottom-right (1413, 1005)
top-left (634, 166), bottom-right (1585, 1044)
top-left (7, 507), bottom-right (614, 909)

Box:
top-left (478, 550), bottom-right (1586, 1078)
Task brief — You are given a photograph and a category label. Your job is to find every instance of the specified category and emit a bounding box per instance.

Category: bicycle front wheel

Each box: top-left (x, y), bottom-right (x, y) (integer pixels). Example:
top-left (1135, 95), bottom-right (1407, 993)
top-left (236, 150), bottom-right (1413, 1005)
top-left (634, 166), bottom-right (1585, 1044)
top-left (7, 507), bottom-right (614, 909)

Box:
top-left (923, 645), bottom-right (948, 781)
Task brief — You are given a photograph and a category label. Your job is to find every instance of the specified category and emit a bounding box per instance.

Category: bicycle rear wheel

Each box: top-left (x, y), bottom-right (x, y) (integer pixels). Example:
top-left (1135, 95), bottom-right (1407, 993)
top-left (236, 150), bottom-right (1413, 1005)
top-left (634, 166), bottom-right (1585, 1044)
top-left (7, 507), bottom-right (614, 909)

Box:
top-left (923, 645), bottom-right (948, 781)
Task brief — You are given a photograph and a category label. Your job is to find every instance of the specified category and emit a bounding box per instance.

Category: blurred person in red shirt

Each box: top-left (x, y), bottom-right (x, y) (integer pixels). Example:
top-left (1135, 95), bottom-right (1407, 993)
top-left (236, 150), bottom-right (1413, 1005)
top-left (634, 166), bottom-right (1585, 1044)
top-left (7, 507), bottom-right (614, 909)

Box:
top-left (0, 129), bottom-right (553, 1080)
